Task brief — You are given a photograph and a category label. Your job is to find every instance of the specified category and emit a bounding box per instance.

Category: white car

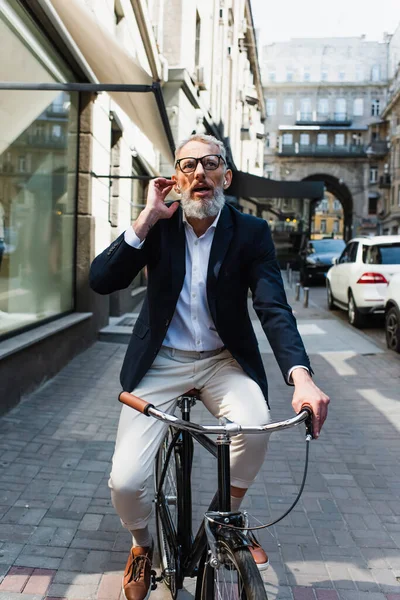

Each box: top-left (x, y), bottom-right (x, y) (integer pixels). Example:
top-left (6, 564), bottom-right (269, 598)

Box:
top-left (326, 235), bottom-right (400, 327)
top-left (384, 273), bottom-right (400, 352)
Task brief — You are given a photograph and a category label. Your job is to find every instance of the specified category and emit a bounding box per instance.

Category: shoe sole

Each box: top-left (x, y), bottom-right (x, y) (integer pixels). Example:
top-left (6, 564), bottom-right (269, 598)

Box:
top-left (122, 579), bottom-right (151, 600)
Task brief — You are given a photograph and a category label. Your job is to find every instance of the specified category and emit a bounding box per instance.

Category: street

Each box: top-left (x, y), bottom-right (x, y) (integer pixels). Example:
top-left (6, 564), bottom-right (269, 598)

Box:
top-left (0, 277), bottom-right (399, 600)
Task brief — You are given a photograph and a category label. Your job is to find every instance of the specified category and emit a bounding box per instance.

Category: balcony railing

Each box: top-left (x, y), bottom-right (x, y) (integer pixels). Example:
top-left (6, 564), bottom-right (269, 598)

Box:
top-left (26, 134), bottom-right (67, 148)
top-left (365, 140), bottom-right (390, 157)
top-left (379, 174), bottom-right (391, 188)
top-left (279, 143), bottom-right (366, 157)
top-left (295, 111), bottom-right (352, 126)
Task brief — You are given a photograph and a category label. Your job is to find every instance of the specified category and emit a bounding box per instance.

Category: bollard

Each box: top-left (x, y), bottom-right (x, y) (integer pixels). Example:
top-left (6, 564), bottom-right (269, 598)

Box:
top-left (303, 287), bottom-right (309, 308)
top-left (286, 262), bottom-right (290, 282)
top-left (288, 267), bottom-right (293, 288)
top-left (295, 282), bottom-right (301, 301)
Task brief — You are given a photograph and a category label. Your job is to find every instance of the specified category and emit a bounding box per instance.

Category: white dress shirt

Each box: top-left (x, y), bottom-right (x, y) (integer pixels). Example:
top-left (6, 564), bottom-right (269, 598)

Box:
top-left (124, 212), bottom-right (224, 351)
top-left (124, 214), bottom-right (309, 382)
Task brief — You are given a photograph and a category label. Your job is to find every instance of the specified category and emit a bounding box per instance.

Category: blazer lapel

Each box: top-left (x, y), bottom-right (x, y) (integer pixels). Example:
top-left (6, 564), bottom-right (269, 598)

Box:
top-left (169, 208), bottom-right (186, 301)
top-left (207, 205), bottom-right (234, 324)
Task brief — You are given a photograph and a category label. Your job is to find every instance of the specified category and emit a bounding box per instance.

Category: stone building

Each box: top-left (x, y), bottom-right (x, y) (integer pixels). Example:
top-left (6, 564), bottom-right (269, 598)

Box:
top-left (375, 23), bottom-right (400, 234)
top-left (262, 36), bottom-right (390, 240)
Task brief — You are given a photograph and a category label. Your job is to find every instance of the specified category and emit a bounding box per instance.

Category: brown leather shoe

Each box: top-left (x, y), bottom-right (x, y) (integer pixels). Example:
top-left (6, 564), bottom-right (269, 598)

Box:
top-left (248, 533), bottom-right (269, 571)
top-left (122, 542), bottom-right (153, 600)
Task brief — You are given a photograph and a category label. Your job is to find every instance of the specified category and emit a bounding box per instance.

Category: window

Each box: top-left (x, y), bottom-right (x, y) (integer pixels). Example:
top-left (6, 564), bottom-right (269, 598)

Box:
top-left (321, 69), bottom-right (328, 81)
top-left (353, 98), bottom-right (364, 116)
top-left (265, 168), bottom-right (273, 179)
top-left (371, 99), bottom-right (380, 116)
top-left (340, 242), bottom-right (358, 264)
top-left (300, 98), bottom-right (311, 119)
top-left (352, 133), bottom-right (362, 146)
top-left (362, 243), bottom-right (400, 264)
top-left (300, 133), bottom-right (310, 145)
top-left (283, 99), bottom-right (294, 116)
top-left (195, 12), bottom-right (201, 67)
top-left (266, 98), bottom-right (276, 116)
top-left (335, 98), bottom-right (346, 120)
top-left (18, 155), bottom-right (26, 172)
top-left (303, 68), bottom-right (310, 81)
top-left (368, 196), bottom-right (378, 214)
top-left (269, 132), bottom-right (276, 149)
top-left (355, 66), bottom-right (364, 82)
top-left (318, 98), bottom-right (329, 115)
top-left (286, 69), bottom-right (294, 82)
top-left (334, 199), bottom-right (341, 211)
top-left (338, 70), bottom-right (345, 81)
top-left (269, 71), bottom-right (276, 82)
top-left (333, 220), bottom-right (340, 233)
top-left (317, 133), bottom-right (328, 146)
top-left (321, 219), bottom-right (327, 233)
top-left (371, 65), bottom-right (380, 82)
top-left (282, 133), bottom-right (293, 145)
top-left (335, 133), bottom-right (345, 146)
top-left (0, 11), bottom-right (78, 337)
top-left (370, 167), bottom-right (378, 183)
top-left (52, 124), bottom-right (62, 138)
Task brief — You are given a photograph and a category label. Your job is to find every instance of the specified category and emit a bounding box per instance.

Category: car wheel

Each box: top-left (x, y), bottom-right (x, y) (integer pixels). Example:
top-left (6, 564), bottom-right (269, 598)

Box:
top-left (326, 281), bottom-right (335, 310)
top-left (348, 291), bottom-right (365, 328)
top-left (385, 307), bottom-right (400, 353)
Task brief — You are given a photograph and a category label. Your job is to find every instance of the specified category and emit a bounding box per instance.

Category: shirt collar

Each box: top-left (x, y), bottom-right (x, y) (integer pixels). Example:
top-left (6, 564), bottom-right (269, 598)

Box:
top-left (182, 209), bottom-right (222, 234)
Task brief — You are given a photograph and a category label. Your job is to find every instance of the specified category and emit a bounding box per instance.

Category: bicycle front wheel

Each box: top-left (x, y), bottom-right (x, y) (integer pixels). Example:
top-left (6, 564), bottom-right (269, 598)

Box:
top-left (199, 542), bottom-right (267, 600)
top-left (155, 428), bottom-right (181, 599)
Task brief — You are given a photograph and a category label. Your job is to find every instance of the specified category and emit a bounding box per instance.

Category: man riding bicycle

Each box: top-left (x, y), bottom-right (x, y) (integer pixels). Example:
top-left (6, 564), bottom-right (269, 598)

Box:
top-left (90, 133), bottom-right (330, 600)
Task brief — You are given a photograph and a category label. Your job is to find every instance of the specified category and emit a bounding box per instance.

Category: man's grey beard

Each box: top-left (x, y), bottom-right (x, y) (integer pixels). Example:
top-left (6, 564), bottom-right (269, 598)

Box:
top-left (180, 187), bottom-right (225, 219)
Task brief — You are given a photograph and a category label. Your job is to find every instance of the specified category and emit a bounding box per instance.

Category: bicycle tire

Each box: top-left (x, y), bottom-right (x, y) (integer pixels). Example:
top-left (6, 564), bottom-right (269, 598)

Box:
top-left (154, 428), bottom-right (181, 599)
top-left (198, 542), bottom-right (267, 600)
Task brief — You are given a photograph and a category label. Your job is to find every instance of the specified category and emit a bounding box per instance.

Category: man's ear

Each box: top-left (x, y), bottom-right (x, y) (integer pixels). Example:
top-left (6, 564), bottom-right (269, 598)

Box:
top-left (171, 174), bottom-right (180, 193)
top-left (223, 169), bottom-right (233, 189)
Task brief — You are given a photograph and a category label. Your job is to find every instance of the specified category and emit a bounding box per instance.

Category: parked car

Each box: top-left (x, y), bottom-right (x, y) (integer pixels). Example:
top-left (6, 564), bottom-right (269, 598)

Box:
top-left (326, 235), bottom-right (400, 328)
top-left (298, 238), bottom-right (346, 285)
top-left (384, 272), bottom-right (400, 353)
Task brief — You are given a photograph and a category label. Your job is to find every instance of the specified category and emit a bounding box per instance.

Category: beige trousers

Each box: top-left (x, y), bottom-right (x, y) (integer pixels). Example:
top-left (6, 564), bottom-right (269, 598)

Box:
top-left (109, 346), bottom-right (271, 530)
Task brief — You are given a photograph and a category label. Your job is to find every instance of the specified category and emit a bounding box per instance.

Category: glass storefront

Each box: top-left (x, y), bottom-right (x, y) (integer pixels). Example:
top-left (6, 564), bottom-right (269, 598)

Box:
top-left (0, 2), bottom-right (78, 337)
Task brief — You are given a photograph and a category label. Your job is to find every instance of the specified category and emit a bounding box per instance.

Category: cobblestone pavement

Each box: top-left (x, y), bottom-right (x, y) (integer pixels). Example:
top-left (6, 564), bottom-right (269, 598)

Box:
top-left (1, 280), bottom-right (400, 600)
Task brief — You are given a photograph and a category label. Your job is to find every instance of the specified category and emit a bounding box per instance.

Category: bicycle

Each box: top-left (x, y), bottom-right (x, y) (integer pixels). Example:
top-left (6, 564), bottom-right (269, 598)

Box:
top-left (119, 389), bottom-right (314, 600)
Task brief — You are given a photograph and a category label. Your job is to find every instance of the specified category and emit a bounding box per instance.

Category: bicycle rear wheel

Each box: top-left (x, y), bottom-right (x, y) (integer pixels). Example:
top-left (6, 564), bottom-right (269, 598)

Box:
top-left (198, 541), bottom-right (267, 600)
top-left (155, 428), bottom-right (181, 599)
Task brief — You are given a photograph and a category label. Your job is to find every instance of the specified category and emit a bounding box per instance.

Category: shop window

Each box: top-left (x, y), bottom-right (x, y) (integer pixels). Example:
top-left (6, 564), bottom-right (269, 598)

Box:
top-left (0, 5), bottom-right (78, 338)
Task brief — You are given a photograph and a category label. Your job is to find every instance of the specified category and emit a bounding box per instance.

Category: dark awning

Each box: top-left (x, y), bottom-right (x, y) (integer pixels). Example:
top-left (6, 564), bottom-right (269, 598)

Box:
top-left (228, 170), bottom-right (324, 200)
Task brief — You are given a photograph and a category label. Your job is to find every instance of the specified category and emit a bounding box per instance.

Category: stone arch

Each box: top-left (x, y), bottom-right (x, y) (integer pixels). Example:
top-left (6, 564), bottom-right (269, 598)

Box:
top-left (302, 173), bottom-right (354, 241)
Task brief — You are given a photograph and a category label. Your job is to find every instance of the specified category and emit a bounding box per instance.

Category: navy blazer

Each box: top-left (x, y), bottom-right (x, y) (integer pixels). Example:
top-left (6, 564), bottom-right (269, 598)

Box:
top-left (89, 204), bottom-right (312, 407)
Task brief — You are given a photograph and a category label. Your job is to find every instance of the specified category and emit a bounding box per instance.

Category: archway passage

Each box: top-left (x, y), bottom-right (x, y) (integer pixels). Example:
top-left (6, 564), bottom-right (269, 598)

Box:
top-left (302, 174), bottom-right (354, 241)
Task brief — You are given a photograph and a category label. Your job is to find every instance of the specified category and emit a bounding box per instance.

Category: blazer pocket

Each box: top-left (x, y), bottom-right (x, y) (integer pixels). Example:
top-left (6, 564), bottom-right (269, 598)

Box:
top-left (132, 318), bottom-right (149, 339)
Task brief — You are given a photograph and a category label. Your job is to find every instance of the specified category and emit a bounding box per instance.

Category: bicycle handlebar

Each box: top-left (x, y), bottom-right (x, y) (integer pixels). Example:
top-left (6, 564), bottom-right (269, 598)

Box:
top-left (119, 391), bottom-right (312, 437)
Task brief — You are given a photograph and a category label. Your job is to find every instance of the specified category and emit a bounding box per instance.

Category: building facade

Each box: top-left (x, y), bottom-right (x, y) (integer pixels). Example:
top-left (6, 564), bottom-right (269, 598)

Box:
top-left (376, 23), bottom-right (400, 234)
top-left (262, 36), bottom-right (390, 240)
top-left (0, 0), bottom-right (265, 412)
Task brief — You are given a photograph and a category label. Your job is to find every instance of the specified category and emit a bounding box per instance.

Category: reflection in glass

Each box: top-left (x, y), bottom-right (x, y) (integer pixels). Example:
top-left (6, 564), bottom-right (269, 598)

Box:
top-left (0, 7), bottom-right (78, 337)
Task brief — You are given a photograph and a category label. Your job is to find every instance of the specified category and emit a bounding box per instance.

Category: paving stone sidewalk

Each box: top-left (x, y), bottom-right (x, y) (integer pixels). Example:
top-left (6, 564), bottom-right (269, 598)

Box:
top-left (1, 282), bottom-right (400, 600)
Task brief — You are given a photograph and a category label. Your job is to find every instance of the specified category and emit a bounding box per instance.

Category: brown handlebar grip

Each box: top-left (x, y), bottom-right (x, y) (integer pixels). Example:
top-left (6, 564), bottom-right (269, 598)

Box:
top-left (119, 392), bottom-right (154, 416)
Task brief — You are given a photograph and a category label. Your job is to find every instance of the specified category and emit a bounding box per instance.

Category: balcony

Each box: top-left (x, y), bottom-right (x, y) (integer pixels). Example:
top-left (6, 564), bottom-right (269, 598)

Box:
top-left (379, 174), bottom-right (391, 188)
top-left (365, 140), bottom-right (390, 158)
top-left (295, 111), bottom-right (352, 126)
top-left (26, 134), bottom-right (67, 148)
top-left (279, 143), bottom-right (366, 157)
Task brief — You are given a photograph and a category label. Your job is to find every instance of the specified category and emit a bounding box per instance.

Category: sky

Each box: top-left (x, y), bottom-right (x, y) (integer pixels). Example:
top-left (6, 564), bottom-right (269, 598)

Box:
top-left (251, 0), bottom-right (400, 46)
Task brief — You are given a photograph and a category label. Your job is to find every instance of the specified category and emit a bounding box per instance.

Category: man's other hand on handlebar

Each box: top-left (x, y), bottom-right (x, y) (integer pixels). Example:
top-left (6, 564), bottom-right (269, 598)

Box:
top-left (290, 367), bottom-right (330, 438)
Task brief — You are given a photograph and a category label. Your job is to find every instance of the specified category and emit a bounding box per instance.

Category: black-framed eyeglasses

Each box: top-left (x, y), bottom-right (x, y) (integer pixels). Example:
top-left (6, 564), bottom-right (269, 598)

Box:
top-left (175, 154), bottom-right (226, 173)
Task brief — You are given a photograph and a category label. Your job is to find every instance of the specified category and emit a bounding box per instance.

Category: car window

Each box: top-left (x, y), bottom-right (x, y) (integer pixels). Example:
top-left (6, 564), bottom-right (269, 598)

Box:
top-left (339, 243), bottom-right (354, 264)
top-left (362, 243), bottom-right (400, 265)
top-left (349, 242), bottom-right (359, 263)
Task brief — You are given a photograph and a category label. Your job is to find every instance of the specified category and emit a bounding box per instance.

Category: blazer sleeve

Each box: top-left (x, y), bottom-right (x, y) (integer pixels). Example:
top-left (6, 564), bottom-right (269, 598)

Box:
top-left (89, 228), bottom-right (157, 295)
top-left (248, 220), bottom-right (313, 384)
